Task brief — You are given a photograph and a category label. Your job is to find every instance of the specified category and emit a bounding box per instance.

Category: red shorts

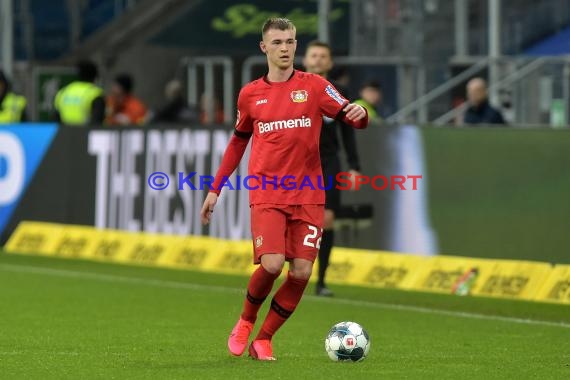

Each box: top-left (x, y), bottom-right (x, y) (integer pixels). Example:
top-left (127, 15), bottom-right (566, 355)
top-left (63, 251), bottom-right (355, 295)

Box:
top-left (250, 204), bottom-right (324, 264)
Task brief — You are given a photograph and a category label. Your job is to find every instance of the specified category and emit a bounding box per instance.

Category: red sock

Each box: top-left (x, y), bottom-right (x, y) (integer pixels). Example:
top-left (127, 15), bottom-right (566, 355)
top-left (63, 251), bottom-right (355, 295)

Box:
top-left (255, 272), bottom-right (309, 341)
top-left (240, 265), bottom-right (281, 323)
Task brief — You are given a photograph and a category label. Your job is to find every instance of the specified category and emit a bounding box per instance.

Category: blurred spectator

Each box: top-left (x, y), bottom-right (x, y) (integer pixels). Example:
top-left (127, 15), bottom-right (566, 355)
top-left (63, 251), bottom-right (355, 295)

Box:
top-left (355, 81), bottom-right (383, 122)
top-left (329, 65), bottom-right (351, 94)
top-left (54, 60), bottom-right (105, 126)
top-left (153, 79), bottom-right (198, 123)
top-left (200, 93), bottom-right (225, 124)
top-left (0, 70), bottom-right (28, 123)
top-left (302, 40), bottom-right (363, 297)
top-left (106, 74), bottom-right (148, 126)
top-left (463, 78), bottom-right (505, 125)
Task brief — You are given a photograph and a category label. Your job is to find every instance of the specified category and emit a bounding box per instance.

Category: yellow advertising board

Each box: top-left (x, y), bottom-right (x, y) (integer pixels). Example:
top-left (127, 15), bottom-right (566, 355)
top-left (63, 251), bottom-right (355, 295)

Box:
top-left (471, 260), bottom-right (552, 300)
top-left (325, 248), bottom-right (425, 289)
top-left (120, 233), bottom-right (181, 267)
top-left (411, 255), bottom-right (493, 295)
top-left (52, 225), bottom-right (101, 259)
top-left (201, 239), bottom-right (254, 276)
top-left (534, 265), bottom-right (570, 304)
top-left (4, 221), bottom-right (64, 255)
top-left (314, 247), bottom-right (369, 286)
top-left (2, 221), bottom-right (565, 305)
top-left (89, 229), bottom-right (137, 263)
top-left (157, 235), bottom-right (216, 271)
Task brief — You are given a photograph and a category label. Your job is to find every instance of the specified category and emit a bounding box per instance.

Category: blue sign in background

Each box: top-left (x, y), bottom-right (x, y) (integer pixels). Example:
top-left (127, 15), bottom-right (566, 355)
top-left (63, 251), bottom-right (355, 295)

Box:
top-left (0, 124), bottom-right (59, 236)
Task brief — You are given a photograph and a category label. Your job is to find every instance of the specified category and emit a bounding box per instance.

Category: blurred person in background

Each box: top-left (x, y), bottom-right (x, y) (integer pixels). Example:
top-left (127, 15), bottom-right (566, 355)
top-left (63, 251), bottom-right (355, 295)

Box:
top-left (329, 65), bottom-right (350, 92)
top-left (199, 93), bottom-right (225, 124)
top-left (106, 74), bottom-right (148, 125)
top-left (463, 77), bottom-right (505, 125)
top-left (54, 60), bottom-right (105, 126)
top-left (303, 40), bottom-right (362, 297)
top-left (0, 70), bottom-right (28, 123)
top-left (153, 79), bottom-right (198, 123)
top-left (355, 81), bottom-right (383, 122)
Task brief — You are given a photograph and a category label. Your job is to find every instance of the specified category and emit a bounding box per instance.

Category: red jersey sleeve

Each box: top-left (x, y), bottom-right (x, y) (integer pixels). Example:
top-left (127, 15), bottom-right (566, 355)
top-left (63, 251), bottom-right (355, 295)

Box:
top-left (210, 89), bottom-right (252, 195)
top-left (315, 76), bottom-right (349, 118)
top-left (234, 89), bottom-right (253, 136)
top-left (315, 76), bottom-right (368, 129)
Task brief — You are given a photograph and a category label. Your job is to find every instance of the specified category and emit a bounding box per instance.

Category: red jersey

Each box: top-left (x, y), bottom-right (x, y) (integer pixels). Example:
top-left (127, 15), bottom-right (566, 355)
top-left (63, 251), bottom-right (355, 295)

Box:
top-left (212, 70), bottom-right (367, 205)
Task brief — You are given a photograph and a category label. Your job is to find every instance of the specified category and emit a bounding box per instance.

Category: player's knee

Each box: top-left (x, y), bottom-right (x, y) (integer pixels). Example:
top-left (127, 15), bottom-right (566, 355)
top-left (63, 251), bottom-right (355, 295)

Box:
top-left (290, 264), bottom-right (313, 280)
top-left (260, 254), bottom-right (285, 274)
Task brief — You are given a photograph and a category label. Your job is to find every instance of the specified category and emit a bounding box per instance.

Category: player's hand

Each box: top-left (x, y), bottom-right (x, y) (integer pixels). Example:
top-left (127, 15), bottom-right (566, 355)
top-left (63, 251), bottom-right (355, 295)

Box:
top-left (343, 103), bottom-right (366, 121)
top-left (200, 192), bottom-right (218, 225)
top-left (348, 169), bottom-right (363, 191)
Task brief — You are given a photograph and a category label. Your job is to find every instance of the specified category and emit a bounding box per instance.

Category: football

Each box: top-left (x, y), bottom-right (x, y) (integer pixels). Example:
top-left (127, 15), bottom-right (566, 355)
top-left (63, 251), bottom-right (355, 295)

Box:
top-left (324, 321), bottom-right (370, 362)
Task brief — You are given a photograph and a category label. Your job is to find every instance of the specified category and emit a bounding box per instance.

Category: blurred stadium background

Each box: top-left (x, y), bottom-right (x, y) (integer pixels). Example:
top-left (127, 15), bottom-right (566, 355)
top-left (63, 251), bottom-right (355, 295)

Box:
top-left (1, 0), bottom-right (569, 262)
top-left (1, 1), bottom-right (569, 378)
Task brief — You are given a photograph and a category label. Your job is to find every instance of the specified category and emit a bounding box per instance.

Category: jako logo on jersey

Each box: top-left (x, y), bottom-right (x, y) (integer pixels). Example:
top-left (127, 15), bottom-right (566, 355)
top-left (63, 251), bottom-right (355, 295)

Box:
top-left (290, 90), bottom-right (308, 103)
top-left (325, 85), bottom-right (345, 105)
top-left (258, 116), bottom-right (312, 134)
top-left (256, 99), bottom-right (268, 106)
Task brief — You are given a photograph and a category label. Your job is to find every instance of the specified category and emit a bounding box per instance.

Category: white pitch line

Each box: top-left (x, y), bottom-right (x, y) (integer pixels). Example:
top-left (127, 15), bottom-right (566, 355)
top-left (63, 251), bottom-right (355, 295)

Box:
top-left (1, 263), bottom-right (569, 330)
top-left (0, 351), bottom-right (81, 357)
top-left (0, 263), bottom-right (242, 294)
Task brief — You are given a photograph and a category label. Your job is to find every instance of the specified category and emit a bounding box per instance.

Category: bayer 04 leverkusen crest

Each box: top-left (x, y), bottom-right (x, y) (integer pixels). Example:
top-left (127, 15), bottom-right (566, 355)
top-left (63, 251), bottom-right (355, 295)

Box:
top-left (290, 90), bottom-right (308, 103)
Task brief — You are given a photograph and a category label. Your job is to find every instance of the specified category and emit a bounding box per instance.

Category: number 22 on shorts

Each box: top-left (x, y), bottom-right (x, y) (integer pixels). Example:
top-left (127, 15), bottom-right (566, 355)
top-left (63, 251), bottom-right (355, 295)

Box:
top-left (303, 225), bottom-right (323, 249)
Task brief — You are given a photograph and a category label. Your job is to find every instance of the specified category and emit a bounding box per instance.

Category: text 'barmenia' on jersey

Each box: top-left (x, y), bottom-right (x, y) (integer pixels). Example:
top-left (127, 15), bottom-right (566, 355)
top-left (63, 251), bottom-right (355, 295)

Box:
top-left (257, 116), bottom-right (312, 133)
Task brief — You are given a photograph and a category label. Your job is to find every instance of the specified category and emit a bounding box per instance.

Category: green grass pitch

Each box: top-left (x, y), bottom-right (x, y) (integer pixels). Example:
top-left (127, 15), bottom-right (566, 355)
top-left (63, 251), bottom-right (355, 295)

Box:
top-left (0, 252), bottom-right (568, 379)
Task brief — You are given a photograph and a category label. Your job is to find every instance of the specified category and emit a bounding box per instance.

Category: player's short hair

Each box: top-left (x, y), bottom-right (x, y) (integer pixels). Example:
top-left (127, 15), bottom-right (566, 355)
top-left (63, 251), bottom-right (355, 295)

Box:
top-left (306, 40), bottom-right (332, 54)
top-left (261, 17), bottom-right (296, 37)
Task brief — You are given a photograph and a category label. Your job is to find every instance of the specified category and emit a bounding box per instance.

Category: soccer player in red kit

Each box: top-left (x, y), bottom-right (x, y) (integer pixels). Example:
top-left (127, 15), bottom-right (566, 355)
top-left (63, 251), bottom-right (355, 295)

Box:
top-left (200, 18), bottom-right (368, 361)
